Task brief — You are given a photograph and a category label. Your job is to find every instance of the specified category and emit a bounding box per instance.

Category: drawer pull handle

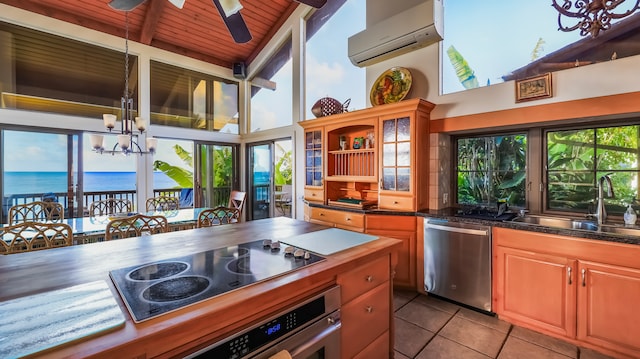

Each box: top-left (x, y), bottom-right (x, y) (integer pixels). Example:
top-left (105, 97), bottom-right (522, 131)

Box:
top-left (320, 213), bottom-right (325, 216)
top-left (346, 218), bottom-right (351, 221)
top-left (365, 275), bottom-right (373, 282)
top-left (365, 306), bottom-right (373, 313)
top-left (393, 201), bottom-right (398, 204)
top-left (567, 267), bottom-right (572, 285)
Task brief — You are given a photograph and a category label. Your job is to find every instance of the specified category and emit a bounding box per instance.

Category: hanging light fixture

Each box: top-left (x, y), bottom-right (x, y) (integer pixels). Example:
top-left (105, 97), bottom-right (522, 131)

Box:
top-left (552, 0), bottom-right (640, 38)
top-left (90, 11), bottom-right (156, 156)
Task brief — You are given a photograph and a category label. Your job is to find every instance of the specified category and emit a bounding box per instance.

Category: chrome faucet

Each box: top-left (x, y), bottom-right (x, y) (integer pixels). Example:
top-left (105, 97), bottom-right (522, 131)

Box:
top-left (594, 173), bottom-right (615, 225)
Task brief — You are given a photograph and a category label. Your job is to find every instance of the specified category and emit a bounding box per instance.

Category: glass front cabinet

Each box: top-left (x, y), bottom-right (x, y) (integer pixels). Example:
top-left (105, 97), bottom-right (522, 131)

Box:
top-left (298, 98), bottom-right (433, 211)
top-left (304, 128), bottom-right (324, 203)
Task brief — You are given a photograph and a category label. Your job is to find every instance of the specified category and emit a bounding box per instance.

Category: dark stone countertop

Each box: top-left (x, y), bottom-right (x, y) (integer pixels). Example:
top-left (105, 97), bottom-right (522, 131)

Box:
top-left (306, 202), bottom-right (640, 246)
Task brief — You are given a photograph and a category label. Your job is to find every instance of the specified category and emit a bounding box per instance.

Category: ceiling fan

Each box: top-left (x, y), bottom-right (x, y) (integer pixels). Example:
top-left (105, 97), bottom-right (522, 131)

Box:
top-left (108, 0), bottom-right (327, 43)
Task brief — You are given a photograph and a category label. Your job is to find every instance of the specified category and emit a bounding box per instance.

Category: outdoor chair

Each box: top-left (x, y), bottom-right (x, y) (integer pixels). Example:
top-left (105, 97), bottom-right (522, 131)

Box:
top-left (197, 206), bottom-right (240, 228)
top-left (228, 191), bottom-right (247, 217)
top-left (8, 201), bottom-right (64, 225)
top-left (105, 213), bottom-right (169, 240)
top-left (88, 198), bottom-right (133, 217)
top-left (0, 222), bottom-right (73, 254)
top-left (145, 196), bottom-right (180, 212)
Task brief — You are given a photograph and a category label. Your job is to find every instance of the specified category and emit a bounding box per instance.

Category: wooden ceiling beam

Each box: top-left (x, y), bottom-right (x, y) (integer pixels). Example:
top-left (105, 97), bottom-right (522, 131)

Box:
top-left (140, 0), bottom-right (167, 45)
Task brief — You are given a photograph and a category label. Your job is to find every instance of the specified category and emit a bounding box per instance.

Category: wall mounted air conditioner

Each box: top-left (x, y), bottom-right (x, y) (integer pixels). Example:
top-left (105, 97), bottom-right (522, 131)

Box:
top-left (348, 0), bottom-right (443, 67)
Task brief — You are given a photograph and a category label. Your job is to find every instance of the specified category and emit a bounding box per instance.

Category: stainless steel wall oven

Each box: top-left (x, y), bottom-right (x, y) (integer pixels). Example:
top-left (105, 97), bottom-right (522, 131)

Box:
top-left (184, 286), bottom-right (341, 358)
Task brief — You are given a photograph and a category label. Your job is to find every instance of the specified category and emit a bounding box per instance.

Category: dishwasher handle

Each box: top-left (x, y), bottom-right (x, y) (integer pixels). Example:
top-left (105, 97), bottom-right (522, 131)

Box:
top-left (425, 223), bottom-right (489, 236)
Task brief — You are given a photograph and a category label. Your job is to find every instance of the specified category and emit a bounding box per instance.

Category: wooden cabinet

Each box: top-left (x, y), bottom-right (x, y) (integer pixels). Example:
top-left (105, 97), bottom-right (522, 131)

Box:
top-left (298, 98), bottom-right (434, 210)
top-left (366, 214), bottom-right (416, 289)
top-left (493, 227), bottom-right (640, 358)
top-left (308, 206), bottom-right (365, 232)
top-left (337, 255), bottom-right (392, 358)
top-left (577, 261), bottom-right (640, 354)
top-left (494, 246), bottom-right (577, 338)
top-left (378, 107), bottom-right (430, 211)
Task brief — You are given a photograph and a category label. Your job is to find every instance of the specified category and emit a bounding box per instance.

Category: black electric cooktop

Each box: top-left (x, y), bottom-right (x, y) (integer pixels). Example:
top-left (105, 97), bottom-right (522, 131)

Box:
top-left (109, 240), bottom-right (325, 322)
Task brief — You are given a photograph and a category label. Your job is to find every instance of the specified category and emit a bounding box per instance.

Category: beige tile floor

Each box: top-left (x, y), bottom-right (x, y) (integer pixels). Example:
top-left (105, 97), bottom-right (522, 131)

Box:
top-left (393, 290), bottom-right (616, 359)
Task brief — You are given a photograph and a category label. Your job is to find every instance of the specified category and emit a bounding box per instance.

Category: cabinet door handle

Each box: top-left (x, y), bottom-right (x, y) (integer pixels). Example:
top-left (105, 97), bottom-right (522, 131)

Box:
top-left (365, 275), bottom-right (373, 282)
top-left (567, 267), bottom-right (572, 285)
top-left (581, 268), bottom-right (586, 287)
top-left (365, 306), bottom-right (373, 313)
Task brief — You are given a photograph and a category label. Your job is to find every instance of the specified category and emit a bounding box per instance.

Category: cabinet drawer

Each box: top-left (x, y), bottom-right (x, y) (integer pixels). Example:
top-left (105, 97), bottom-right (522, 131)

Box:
top-left (378, 195), bottom-right (414, 211)
top-left (341, 281), bottom-right (390, 359)
top-left (353, 330), bottom-right (389, 359)
top-left (309, 207), bottom-right (364, 229)
top-left (304, 188), bottom-right (324, 203)
top-left (366, 215), bottom-right (415, 230)
top-left (338, 255), bottom-right (390, 304)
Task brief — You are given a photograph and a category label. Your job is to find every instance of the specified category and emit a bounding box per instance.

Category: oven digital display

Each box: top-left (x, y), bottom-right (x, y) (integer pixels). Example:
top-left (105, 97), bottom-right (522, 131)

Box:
top-left (265, 323), bottom-right (281, 336)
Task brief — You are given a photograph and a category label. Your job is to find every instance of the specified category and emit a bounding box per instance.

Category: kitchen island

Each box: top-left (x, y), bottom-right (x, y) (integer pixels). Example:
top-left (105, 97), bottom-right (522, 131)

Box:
top-left (0, 217), bottom-right (402, 358)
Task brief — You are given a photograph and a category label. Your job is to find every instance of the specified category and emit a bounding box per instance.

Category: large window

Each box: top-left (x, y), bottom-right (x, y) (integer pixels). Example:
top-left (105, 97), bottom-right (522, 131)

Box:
top-left (305, 0), bottom-right (366, 118)
top-left (150, 61), bottom-right (239, 133)
top-left (546, 125), bottom-right (639, 215)
top-left (0, 21), bottom-right (136, 118)
top-left (456, 134), bottom-right (527, 208)
top-left (441, 0), bottom-right (640, 94)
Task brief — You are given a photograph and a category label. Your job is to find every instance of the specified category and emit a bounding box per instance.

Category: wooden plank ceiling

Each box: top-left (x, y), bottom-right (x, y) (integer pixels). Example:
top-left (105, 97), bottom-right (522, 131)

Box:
top-left (0, 0), bottom-right (299, 69)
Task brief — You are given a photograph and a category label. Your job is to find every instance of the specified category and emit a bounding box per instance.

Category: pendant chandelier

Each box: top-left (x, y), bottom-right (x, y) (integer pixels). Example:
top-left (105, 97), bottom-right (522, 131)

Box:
top-left (90, 11), bottom-right (156, 156)
top-left (552, 0), bottom-right (640, 38)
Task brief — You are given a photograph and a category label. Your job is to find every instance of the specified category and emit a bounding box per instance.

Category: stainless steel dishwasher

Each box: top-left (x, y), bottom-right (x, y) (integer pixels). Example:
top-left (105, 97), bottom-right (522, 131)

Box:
top-left (424, 219), bottom-right (492, 312)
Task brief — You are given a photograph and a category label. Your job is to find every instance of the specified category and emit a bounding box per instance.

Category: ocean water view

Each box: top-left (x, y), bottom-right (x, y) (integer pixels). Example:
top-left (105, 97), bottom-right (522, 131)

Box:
top-left (3, 172), bottom-right (179, 195)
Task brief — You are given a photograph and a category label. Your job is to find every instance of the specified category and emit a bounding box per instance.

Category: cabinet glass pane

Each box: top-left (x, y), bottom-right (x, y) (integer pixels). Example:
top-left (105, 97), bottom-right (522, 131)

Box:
top-left (383, 168), bottom-right (396, 190)
top-left (313, 130), bottom-right (322, 148)
top-left (313, 170), bottom-right (322, 186)
top-left (383, 120), bottom-right (396, 142)
top-left (397, 142), bottom-right (410, 166)
top-left (397, 117), bottom-right (410, 141)
top-left (314, 149), bottom-right (322, 166)
top-left (383, 143), bottom-right (396, 166)
top-left (306, 151), bottom-right (314, 167)
top-left (306, 132), bottom-right (313, 148)
top-left (397, 168), bottom-right (410, 191)
top-left (306, 169), bottom-right (313, 185)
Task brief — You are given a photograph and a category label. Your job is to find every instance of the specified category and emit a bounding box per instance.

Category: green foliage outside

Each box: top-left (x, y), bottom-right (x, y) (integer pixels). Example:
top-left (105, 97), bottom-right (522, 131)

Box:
top-left (547, 125), bottom-right (639, 215)
top-left (457, 134), bottom-right (527, 207)
top-left (274, 143), bottom-right (292, 185)
top-left (153, 144), bottom-right (234, 188)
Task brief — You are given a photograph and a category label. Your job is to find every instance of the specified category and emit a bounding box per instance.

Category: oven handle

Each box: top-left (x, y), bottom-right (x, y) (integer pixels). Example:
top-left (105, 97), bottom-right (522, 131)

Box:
top-left (426, 223), bottom-right (489, 236)
top-left (288, 321), bottom-right (340, 357)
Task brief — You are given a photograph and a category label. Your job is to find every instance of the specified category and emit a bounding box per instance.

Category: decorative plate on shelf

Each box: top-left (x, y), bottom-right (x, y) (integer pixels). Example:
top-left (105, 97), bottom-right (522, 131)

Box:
top-left (370, 67), bottom-right (412, 106)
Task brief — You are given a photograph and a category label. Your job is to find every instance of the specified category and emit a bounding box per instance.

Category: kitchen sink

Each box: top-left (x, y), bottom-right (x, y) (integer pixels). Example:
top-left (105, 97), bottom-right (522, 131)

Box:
top-left (512, 215), bottom-right (596, 230)
top-left (513, 215), bottom-right (640, 236)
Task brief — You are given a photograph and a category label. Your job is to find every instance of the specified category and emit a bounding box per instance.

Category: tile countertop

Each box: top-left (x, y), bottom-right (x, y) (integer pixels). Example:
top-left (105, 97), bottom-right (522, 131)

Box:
top-left (417, 208), bottom-right (640, 246)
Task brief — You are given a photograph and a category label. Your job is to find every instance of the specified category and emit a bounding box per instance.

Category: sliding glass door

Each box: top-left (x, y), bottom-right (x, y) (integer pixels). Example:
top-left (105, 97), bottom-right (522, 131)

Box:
top-left (246, 139), bottom-right (292, 220)
top-left (1, 129), bottom-right (79, 223)
top-left (195, 143), bottom-right (238, 208)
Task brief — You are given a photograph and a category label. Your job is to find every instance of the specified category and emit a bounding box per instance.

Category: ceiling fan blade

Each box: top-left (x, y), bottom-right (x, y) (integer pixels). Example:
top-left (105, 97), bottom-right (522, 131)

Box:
top-left (294, 0), bottom-right (327, 8)
top-left (108, 0), bottom-right (146, 11)
top-left (167, 0), bottom-right (186, 9)
top-left (211, 0), bottom-right (252, 43)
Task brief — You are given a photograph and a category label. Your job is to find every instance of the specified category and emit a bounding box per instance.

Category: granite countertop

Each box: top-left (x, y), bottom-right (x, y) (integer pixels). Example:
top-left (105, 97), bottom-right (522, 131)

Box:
top-left (417, 207), bottom-right (640, 246)
top-left (306, 202), bottom-right (640, 246)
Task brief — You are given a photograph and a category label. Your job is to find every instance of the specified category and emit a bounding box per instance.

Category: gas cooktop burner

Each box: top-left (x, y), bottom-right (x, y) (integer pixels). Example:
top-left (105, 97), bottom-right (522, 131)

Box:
top-left (109, 240), bottom-right (325, 322)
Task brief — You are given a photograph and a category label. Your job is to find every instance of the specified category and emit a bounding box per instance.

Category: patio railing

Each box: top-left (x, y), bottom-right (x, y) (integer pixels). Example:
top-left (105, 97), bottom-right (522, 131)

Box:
top-left (1, 187), bottom-right (233, 223)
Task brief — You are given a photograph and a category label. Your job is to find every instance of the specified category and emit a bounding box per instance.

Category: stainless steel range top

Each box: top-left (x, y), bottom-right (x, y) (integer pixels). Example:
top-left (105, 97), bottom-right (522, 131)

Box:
top-left (109, 240), bottom-right (325, 322)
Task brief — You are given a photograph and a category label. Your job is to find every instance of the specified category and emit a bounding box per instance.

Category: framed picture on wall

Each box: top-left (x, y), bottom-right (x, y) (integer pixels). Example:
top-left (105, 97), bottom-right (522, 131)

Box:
top-left (515, 73), bottom-right (552, 102)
